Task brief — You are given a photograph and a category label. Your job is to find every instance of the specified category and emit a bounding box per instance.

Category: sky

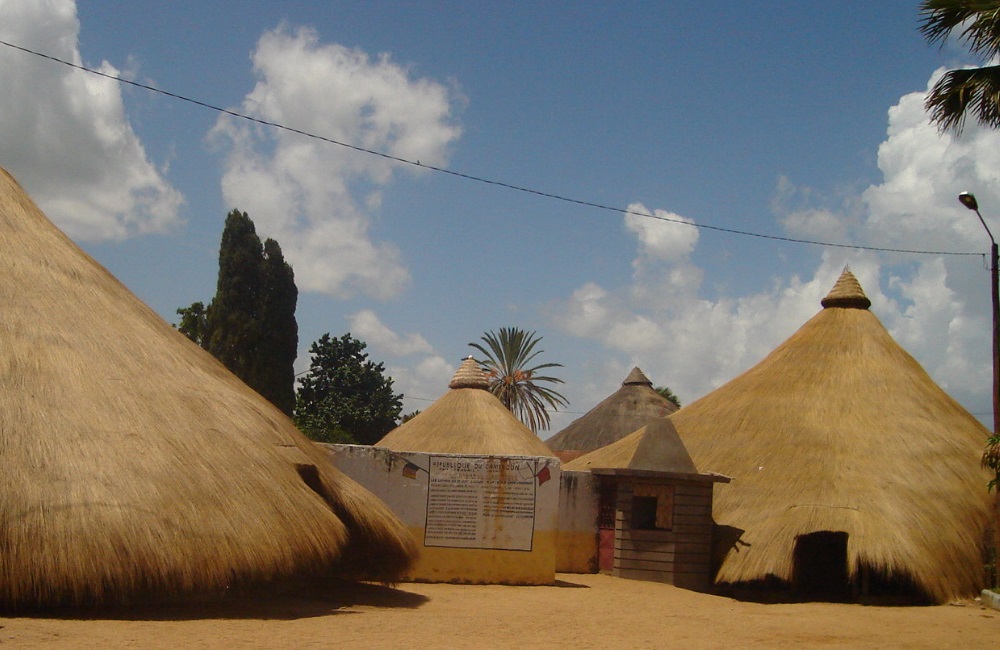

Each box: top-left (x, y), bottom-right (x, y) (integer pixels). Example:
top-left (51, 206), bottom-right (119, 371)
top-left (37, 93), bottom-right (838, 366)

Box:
top-left (1, 0), bottom-right (998, 435)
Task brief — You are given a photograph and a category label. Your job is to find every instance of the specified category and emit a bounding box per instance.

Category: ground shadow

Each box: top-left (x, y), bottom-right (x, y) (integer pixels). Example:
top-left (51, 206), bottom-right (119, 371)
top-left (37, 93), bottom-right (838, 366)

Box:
top-left (714, 575), bottom-right (931, 607)
top-left (5, 578), bottom-right (430, 622)
top-left (552, 579), bottom-right (590, 589)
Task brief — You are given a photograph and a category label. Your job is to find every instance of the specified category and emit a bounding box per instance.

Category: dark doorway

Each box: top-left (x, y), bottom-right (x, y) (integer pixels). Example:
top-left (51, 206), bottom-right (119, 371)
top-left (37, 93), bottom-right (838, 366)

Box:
top-left (792, 531), bottom-right (849, 600)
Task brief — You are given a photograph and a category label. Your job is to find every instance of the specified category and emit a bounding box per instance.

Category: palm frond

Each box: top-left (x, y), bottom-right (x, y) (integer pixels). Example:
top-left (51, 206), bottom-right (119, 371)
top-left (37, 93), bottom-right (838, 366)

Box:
top-left (468, 327), bottom-right (568, 432)
top-left (926, 64), bottom-right (1000, 131)
top-left (920, 1), bottom-right (1000, 57)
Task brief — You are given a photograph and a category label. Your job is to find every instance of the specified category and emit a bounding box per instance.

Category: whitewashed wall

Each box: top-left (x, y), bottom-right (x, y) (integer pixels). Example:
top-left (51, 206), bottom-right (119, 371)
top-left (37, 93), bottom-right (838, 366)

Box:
top-left (323, 444), bottom-right (561, 585)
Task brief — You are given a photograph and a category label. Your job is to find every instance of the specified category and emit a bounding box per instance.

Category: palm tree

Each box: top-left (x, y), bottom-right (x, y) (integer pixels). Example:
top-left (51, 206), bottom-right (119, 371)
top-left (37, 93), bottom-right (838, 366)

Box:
top-left (920, 1), bottom-right (1000, 132)
top-left (469, 327), bottom-right (569, 432)
top-left (654, 385), bottom-right (682, 409)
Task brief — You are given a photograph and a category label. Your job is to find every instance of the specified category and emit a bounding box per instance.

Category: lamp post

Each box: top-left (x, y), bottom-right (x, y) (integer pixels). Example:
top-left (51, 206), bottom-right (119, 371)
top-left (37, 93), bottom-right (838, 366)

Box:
top-left (962, 191), bottom-right (1000, 589)
top-left (959, 192), bottom-right (1000, 436)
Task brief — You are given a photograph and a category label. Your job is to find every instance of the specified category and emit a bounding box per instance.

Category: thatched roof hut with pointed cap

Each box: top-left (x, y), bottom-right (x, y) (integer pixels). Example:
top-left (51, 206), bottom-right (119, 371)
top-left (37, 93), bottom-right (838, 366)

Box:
top-left (545, 367), bottom-right (679, 461)
top-left (671, 268), bottom-right (992, 603)
top-left (328, 357), bottom-right (561, 585)
top-left (0, 167), bottom-right (416, 609)
top-left (562, 418), bottom-right (729, 590)
top-left (377, 356), bottom-right (555, 457)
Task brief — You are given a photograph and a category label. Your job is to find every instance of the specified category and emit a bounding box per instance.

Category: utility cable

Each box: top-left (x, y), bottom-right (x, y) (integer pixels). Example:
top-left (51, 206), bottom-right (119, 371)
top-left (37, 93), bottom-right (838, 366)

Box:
top-left (0, 38), bottom-right (983, 258)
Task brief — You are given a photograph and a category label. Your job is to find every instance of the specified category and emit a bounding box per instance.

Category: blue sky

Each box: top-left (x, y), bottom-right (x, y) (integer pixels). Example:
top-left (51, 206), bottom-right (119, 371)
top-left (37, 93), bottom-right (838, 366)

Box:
top-left (1, 1), bottom-right (997, 433)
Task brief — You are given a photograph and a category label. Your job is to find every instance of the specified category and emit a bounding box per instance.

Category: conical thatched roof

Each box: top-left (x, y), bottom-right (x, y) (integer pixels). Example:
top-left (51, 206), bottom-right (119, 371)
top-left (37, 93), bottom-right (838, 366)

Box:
top-left (563, 417), bottom-right (699, 475)
top-left (0, 167), bottom-right (416, 608)
top-left (671, 268), bottom-right (992, 603)
top-left (376, 357), bottom-right (554, 456)
top-left (545, 367), bottom-right (678, 452)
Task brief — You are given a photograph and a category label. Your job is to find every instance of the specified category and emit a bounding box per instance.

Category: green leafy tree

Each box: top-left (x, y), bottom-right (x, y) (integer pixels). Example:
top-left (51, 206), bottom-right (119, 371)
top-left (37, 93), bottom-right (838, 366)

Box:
top-left (988, 431), bottom-right (1000, 587)
top-left (921, 1), bottom-right (1000, 132)
top-left (175, 301), bottom-right (209, 347)
top-left (295, 333), bottom-right (403, 444)
top-left (469, 327), bottom-right (569, 432)
top-left (986, 432), bottom-right (1000, 493)
top-left (654, 385), bottom-right (682, 409)
top-left (175, 209), bottom-right (298, 416)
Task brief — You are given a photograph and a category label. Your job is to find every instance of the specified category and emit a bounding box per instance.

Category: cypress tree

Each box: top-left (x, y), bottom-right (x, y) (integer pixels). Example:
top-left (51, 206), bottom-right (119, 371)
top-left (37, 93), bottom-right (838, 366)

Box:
top-left (206, 210), bottom-right (264, 382)
top-left (256, 238), bottom-right (298, 416)
top-left (176, 209), bottom-right (299, 414)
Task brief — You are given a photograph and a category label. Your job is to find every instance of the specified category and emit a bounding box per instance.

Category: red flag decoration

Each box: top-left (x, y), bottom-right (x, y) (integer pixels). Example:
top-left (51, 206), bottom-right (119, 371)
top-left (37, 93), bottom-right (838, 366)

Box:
top-left (402, 461), bottom-right (420, 479)
top-left (536, 465), bottom-right (551, 486)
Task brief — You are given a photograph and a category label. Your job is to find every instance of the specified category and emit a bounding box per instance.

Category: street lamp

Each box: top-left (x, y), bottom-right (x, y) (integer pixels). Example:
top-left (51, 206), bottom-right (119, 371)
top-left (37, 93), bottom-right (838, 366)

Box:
top-left (959, 191), bottom-right (1000, 436)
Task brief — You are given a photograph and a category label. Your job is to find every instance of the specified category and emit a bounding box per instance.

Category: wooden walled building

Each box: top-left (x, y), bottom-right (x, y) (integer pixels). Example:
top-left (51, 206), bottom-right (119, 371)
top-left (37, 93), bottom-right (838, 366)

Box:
top-left (564, 418), bottom-right (729, 591)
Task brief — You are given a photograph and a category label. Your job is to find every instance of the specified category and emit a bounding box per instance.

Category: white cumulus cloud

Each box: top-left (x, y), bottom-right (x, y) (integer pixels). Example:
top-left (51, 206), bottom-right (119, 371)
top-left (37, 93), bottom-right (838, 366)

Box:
top-left (625, 202), bottom-right (699, 266)
top-left (0, 0), bottom-right (183, 241)
top-left (348, 309), bottom-right (433, 356)
top-left (210, 25), bottom-right (462, 299)
top-left (863, 69), bottom-right (1000, 250)
top-left (550, 67), bottom-right (997, 425)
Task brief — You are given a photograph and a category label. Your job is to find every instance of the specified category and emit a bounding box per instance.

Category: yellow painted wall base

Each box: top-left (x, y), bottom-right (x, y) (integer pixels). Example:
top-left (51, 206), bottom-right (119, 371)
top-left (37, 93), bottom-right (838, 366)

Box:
top-left (405, 528), bottom-right (557, 585)
top-left (555, 530), bottom-right (598, 573)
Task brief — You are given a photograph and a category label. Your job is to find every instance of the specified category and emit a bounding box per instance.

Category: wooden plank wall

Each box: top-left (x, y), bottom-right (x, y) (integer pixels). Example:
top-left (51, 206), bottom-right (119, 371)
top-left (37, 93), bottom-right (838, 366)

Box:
top-left (612, 478), bottom-right (715, 591)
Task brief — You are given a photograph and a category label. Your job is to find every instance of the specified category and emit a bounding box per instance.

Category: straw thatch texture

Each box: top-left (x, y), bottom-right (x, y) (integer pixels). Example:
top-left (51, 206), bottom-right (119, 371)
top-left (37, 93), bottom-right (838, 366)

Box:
top-left (0, 168), bottom-right (415, 608)
top-left (545, 367), bottom-right (678, 452)
top-left (564, 417), bottom-right (699, 475)
top-left (376, 358), bottom-right (554, 456)
top-left (671, 269), bottom-right (992, 603)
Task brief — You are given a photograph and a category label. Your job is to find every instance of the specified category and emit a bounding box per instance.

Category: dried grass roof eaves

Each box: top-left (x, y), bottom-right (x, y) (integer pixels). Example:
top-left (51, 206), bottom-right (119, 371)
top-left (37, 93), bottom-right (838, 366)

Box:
top-left (563, 417), bottom-right (715, 479)
top-left (0, 167), bottom-right (415, 608)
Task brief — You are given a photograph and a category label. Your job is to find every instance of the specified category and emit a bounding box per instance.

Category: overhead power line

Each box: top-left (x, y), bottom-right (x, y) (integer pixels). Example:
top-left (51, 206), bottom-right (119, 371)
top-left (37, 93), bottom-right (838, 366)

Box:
top-left (0, 38), bottom-right (982, 258)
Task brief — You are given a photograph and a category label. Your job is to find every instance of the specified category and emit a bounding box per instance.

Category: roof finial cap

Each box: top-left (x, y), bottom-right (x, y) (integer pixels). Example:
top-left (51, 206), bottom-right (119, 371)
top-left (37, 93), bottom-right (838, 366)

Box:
top-left (449, 356), bottom-right (490, 389)
top-left (821, 267), bottom-right (871, 310)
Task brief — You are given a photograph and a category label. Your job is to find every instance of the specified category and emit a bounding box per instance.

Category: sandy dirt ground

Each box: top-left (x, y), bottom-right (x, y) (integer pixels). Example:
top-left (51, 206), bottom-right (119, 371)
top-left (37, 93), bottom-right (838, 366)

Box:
top-left (1, 574), bottom-right (997, 649)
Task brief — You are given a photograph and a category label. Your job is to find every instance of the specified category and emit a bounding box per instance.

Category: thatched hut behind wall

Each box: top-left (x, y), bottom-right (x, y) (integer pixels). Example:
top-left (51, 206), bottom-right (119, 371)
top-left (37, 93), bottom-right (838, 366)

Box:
top-left (355, 357), bottom-right (560, 585)
top-left (0, 167), bottom-right (416, 609)
top-left (671, 268), bottom-right (992, 603)
top-left (545, 367), bottom-right (679, 461)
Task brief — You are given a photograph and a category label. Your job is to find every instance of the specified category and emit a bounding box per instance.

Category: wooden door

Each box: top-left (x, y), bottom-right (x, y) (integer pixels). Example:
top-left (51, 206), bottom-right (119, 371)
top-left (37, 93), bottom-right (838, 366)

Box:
top-left (597, 480), bottom-right (617, 572)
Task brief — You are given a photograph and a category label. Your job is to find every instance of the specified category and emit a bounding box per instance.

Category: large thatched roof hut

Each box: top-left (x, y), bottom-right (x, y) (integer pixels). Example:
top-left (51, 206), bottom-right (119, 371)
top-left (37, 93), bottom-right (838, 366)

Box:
top-left (0, 167), bottom-right (416, 608)
top-left (671, 268), bottom-right (992, 603)
top-left (545, 367), bottom-right (678, 459)
top-left (377, 357), bottom-right (554, 456)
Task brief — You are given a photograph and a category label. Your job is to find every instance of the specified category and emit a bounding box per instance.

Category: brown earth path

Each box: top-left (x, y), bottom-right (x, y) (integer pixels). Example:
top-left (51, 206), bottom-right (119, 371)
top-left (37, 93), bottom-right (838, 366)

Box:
top-left (0, 574), bottom-right (997, 649)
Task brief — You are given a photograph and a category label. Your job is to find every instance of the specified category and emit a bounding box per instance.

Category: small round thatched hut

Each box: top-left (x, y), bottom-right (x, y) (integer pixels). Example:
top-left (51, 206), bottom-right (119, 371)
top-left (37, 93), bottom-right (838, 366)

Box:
top-left (0, 167), bottom-right (416, 609)
top-left (545, 367), bottom-right (678, 460)
top-left (363, 358), bottom-right (559, 585)
top-left (377, 357), bottom-right (554, 456)
top-left (671, 268), bottom-right (992, 603)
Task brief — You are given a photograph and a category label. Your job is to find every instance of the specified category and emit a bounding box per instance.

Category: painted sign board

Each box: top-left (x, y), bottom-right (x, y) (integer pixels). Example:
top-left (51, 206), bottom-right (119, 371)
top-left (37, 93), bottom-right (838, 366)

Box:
top-left (424, 455), bottom-right (539, 551)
